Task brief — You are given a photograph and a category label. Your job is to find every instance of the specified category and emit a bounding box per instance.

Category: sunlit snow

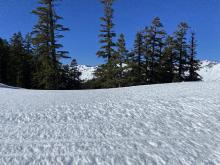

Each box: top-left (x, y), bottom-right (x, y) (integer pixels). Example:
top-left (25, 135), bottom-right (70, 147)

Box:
top-left (0, 81), bottom-right (220, 164)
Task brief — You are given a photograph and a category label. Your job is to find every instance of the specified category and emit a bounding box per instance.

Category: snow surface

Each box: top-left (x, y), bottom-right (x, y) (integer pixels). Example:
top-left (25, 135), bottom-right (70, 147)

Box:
top-left (0, 82), bottom-right (220, 164)
top-left (198, 60), bottom-right (220, 82)
top-left (0, 83), bottom-right (19, 89)
top-left (77, 65), bottom-right (97, 81)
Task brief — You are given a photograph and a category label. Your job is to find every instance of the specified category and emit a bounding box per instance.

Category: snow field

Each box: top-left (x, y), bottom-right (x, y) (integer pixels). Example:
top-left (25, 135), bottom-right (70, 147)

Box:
top-left (0, 82), bottom-right (220, 164)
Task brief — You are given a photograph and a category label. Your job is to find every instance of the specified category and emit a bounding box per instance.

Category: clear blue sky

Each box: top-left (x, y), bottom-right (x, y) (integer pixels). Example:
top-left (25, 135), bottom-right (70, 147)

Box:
top-left (0, 0), bottom-right (220, 65)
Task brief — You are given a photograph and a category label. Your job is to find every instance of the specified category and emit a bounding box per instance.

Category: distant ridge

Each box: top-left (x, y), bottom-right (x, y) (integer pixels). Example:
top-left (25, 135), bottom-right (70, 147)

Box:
top-left (78, 60), bottom-right (220, 82)
top-left (198, 60), bottom-right (220, 81)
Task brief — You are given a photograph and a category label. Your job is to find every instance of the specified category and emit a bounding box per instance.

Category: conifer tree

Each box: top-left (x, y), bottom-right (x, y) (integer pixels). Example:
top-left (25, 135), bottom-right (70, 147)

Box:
top-left (159, 36), bottom-right (176, 83)
top-left (8, 32), bottom-right (25, 87)
top-left (32, 0), bottom-right (69, 89)
top-left (130, 32), bottom-right (144, 85)
top-left (97, 0), bottom-right (116, 61)
top-left (60, 59), bottom-right (82, 89)
top-left (7, 32), bottom-right (33, 88)
top-left (23, 34), bottom-right (34, 88)
top-left (95, 0), bottom-right (118, 88)
top-left (173, 22), bottom-right (189, 81)
top-left (0, 38), bottom-right (10, 84)
top-left (69, 59), bottom-right (82, 89)
top-left (188, 32), bottom-right (201, 81)
top-left (143, 27), bottom-right (150, 83)
top-left (24, 33), bottom-right (33, 55)
top-left (147, 17), bottom-right (166, 83)
top-left (115, 33), bottom-right (128, 86)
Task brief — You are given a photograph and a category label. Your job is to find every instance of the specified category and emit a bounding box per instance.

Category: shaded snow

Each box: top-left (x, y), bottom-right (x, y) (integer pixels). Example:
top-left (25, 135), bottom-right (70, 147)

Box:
top-left (0, 83), bottom-right (19, 89)
top-left (0, 82), bottom-right (220, 164)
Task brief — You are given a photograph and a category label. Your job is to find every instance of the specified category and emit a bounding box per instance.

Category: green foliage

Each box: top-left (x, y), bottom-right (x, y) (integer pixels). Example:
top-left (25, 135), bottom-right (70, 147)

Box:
top-left (128, 32), bottom-right (145, 85)
top-left (7, 33), bottom-right (33, 88)
top-left (115, 34), bottom-right (129, 87)
top-left (173, 22), bottom-right (189, 82)
top-left (95, 60), bottom-right (119, 88)
top-left (94, 2), bottom-right (201, 89)
top-left (97, 0), bottom-right (116, 61)
top-left (60, 59), bottom-right (82, 89)
top-left (0, 38), bottom-right (10, 84)
top-left (145, 17), bottom-right (166, 83)
top-left (158, 36), bottom-right (176, 83)
top-left (0, 1), bottom-right (202, 90)
top-left (32, 0), bottom-right (69, 89)
top-left (187, 32), bottom-right (201, 81)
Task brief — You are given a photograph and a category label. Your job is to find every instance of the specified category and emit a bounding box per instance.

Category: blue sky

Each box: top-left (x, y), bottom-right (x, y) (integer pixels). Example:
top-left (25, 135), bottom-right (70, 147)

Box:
top-left (0, 0), bottom-right (220, 65)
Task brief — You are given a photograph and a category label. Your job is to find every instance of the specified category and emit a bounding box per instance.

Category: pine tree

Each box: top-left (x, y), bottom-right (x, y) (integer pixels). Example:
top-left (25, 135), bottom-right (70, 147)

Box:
top-left (32, 0), bottom-right (69, 89)
top-left (8, 32), bottom-right (25, 87)
top-left (69, 59), bottom-right (82, 89)
top-left (95, 0), bottom-right (118, 88)
top-left (60, 64), bottom-right (70, 89)
top-left (147, 17), bottom-right (166, 83)
top-left (159, 36), bottom-right (176, 83)
top-left (188, 32), bottom-right (201, 81)
top-left (6, 32), bottom-right (33, 88)
top-left (115, 33), bottom-right (128, 86)
top-left (23, 34), bottom-right (34, 88)
top-left (173, 22), bottom-right (189, 81)
top-left (143, 27), bottom-right (150, 83)
top-left (0, 38), bottom-right (10, 84)
top-left (60, 59), bottom-right (81, 89)
top-left (129, 32), bottom-right (145, 85)
top-left (97, 0), bottom-right (116, 62)
top-left (24, 33), bottom-right (33, 55)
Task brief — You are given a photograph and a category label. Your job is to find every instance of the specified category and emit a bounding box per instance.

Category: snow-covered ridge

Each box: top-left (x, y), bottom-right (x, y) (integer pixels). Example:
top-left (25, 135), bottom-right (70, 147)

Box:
top-left (198, 60), bottom-right (220, 82)
top-left (77, 65), bottom-right (97, 81)
top-left (78, 60), bottom-right (220, 82)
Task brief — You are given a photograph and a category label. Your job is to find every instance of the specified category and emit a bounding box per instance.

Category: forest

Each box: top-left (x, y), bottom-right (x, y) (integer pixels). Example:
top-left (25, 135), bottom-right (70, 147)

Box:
top-left (0, 0), bottom-right (201, 90)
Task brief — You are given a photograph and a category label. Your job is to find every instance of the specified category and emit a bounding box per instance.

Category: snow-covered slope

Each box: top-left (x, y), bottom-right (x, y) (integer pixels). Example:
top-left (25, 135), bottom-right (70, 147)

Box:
top-left (77, 65), bottom-right (97, 81)
top-left (198, 60), bottom-right (220, 82)
top-left (0, 82), bottom-right (220, 164)
top-left (0, 83), bottom-right (19, 89)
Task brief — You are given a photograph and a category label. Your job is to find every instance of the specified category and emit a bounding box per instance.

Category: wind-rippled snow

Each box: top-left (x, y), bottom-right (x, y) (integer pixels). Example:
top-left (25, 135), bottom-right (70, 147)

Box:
top-left (0, 82), bottom-right (220, 165)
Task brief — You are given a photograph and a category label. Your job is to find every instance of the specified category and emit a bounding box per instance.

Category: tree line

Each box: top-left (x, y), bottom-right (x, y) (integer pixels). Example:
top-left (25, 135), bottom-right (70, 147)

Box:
top-left (0, 0), bottom-right (201, 90)
top-left (89, 0), bottom-right (201, 89)
top-left (0, 0), bottom-right (81, 89)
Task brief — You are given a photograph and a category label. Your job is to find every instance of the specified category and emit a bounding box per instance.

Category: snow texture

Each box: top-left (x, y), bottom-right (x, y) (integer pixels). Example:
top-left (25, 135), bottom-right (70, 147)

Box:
top-left (0, 81), bottom-right (220, 164)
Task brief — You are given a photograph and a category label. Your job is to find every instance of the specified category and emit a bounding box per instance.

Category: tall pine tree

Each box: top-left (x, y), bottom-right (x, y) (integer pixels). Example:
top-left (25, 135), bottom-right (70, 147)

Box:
top-left (115, 33), bottom-right (128, 87)
top-left (32, 0), bottom-right (69, 89)
top-left (97, 0), bottom-right (116, 62)
top-left (173, 22), bottom-right (189, 81)
top-left (188, 32), bottom-right (201, 81)
top-left (129, 32), bottom-right (145, 85)
top-left (159, 36), bottom-right (176, 83)
top-left (147, 17), bottom-right (166, 83)
top-left (95, 0), bottom-right (118, 88)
